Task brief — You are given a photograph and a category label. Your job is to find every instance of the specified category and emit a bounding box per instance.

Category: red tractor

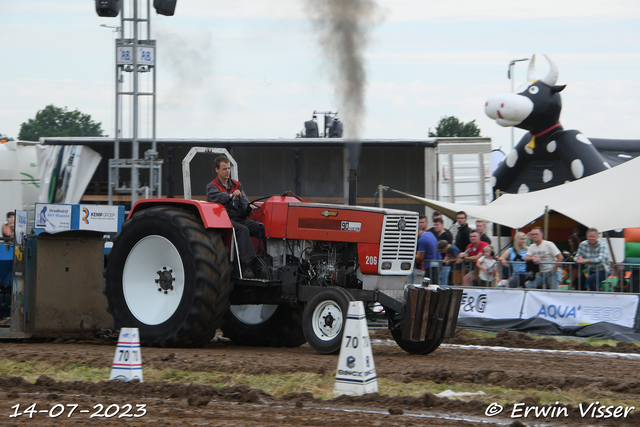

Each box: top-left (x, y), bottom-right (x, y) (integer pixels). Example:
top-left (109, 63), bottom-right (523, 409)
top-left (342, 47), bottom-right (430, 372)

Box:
top-left (104, 148), bottom-right (462, 354)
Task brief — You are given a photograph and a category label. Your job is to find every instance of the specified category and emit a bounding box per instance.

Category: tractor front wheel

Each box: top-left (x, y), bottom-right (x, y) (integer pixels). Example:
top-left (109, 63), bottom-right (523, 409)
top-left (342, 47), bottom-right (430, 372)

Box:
top-left (302, 287), bottom-right (354, 354)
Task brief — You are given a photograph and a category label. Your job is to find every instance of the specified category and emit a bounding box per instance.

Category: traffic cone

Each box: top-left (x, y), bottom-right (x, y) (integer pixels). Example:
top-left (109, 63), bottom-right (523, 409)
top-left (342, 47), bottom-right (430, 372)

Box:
top-left (333, 301), bottom-right (378, 395)
top-left (109, 327), bottom-right (143, 382)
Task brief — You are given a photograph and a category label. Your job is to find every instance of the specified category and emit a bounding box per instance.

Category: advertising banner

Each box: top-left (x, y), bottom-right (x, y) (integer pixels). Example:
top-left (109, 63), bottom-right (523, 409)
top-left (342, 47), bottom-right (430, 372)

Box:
top-left (521, 292), bottom-right (639, 328)
top-left (458, 288), bottom-right (525, 319)
top-left (79, 205), bottom-right (123, 233)
top-left (35, 203), bottom-right (124, 234)
top-left (35, 203), bottom-right (72, 233)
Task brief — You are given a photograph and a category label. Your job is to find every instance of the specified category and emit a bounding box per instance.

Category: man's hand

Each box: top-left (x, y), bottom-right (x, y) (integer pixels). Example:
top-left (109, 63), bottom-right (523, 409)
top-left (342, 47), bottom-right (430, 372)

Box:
top-left (232, 189), bottom-right (242, 198)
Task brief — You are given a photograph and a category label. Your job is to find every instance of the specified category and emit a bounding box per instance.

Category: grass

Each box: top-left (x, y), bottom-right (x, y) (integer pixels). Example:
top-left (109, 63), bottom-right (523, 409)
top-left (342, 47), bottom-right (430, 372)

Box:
top-left (0, 359), bottom-right (637, 409)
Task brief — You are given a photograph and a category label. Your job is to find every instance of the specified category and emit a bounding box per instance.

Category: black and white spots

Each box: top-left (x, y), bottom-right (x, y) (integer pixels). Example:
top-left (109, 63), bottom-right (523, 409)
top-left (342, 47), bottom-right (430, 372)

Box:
top-left (505, 149), bottom-right (519, 168)
top-left (571, 159), bottom-right (584, 179)
top-left (576, 134), bottom-right (592, 145)
top-left (518, 183), bottom-right (530, 194)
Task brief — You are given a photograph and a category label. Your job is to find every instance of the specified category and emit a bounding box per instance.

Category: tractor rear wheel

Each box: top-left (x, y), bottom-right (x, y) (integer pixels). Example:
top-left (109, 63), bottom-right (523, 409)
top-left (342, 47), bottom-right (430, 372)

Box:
top-left (302, 287), bottom-right (354, 355)
top-left (105, 207), bottom-right (231, 347)
top-left (221, 304), bottom-right (306, 347)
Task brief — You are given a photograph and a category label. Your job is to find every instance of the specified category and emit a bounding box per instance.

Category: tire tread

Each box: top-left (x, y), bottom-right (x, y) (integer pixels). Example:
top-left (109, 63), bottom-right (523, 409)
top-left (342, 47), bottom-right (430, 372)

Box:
top-left (105, 207), bottom-right (232, 347)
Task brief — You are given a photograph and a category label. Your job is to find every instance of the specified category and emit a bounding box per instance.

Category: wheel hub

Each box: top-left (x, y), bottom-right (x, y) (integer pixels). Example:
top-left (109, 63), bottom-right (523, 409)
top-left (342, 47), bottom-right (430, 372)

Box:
top-left (313, 301), bottom-right (343, 340)
top-left (156, 266), bottom-right (175, 293)
top-left (322, 312), bottom-right (335, 328)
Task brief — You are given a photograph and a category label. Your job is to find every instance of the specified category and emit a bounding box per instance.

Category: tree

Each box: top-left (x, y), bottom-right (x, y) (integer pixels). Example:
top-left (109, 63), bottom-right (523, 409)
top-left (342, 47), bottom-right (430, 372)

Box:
top-left (18, 104), bottom-right (104, 141)
top-left (428, 116), bottom-right (481, 137)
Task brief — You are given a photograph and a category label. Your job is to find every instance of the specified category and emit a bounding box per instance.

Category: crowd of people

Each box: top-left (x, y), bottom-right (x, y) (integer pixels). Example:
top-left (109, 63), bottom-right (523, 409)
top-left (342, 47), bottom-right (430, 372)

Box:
top-left (411, 211), bottom-right (612, 291)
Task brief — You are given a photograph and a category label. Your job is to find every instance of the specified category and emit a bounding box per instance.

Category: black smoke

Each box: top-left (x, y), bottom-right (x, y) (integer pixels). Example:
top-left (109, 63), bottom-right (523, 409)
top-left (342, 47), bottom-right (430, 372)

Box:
top-left (305, 0), bottom-right (379, 171)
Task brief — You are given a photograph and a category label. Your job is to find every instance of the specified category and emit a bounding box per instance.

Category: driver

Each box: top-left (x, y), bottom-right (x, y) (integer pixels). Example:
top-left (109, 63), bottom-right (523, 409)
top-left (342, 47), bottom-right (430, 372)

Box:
top-left (206, 155), bottom-right (263, 278)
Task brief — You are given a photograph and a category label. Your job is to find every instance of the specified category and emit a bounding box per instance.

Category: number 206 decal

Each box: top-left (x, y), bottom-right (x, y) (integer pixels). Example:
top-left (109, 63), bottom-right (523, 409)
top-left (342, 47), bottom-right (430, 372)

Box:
top-left (365, 256), bottom-right (377, 266)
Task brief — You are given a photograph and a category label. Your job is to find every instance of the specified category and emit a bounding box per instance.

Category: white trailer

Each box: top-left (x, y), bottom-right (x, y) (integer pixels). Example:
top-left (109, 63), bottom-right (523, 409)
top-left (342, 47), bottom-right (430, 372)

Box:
top-left (422, 138), bottom-right (493, 230)
top-left (428, 139), bottom-right (493, 206)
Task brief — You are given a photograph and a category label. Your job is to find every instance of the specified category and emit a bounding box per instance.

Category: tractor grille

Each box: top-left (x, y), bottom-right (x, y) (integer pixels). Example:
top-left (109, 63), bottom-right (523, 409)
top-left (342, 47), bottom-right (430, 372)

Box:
top-left (378, 215), bottom-right (418, 274)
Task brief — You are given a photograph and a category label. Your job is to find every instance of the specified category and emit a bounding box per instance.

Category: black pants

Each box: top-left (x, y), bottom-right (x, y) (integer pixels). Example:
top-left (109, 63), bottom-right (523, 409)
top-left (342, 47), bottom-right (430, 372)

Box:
top-left (508, 273), bottom-right (528, 288)
top-left (230, 217), bottom-right (263, 265)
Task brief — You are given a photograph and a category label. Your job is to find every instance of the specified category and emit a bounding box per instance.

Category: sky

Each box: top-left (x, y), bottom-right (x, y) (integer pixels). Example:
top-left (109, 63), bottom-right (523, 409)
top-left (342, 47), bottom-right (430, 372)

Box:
top-left (2, 0), bottom-right (640, 154)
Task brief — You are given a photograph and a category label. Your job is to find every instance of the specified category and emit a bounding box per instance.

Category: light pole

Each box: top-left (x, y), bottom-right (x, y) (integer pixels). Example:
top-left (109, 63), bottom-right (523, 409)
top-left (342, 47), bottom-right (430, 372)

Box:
top-left (508, 58), bottom-right (528, 149)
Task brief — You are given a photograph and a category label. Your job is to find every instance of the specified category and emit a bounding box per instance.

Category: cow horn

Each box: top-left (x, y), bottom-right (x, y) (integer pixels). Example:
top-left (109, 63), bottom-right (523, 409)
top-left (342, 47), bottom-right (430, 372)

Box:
top-left (541, 54), bottom-right (558, 86)
top-left (527, 54), bottom-right (537, 81)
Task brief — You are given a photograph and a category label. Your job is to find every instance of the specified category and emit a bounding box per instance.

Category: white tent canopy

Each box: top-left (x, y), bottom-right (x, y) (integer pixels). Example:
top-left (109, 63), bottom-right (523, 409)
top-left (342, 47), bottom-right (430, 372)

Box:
top-left (391, 155), bottom-right (640, 232)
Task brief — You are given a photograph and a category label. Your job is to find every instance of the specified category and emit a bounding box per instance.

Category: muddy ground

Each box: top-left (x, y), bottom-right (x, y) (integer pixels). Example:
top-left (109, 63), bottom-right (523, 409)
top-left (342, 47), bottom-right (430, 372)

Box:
top-left (1, 329), bottom-right (639, 427)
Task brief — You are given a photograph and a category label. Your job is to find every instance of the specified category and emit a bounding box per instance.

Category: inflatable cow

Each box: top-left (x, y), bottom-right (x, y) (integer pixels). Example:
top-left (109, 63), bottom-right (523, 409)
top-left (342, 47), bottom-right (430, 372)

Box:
top-left (485, 54), bottom-right (611, 194)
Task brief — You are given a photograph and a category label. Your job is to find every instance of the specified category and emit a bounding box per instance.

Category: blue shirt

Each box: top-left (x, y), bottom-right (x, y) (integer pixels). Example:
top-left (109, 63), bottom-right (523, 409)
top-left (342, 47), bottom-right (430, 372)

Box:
top-left (445, 244), bottom-right (461, 259)
top-left (418, 231), bottom-right (438, 269)
top-left (509, 247), bottom-right (528, 274)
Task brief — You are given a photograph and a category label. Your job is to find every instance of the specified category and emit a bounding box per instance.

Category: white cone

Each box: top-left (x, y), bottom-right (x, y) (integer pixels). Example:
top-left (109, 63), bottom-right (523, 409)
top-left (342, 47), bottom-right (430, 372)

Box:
top-left (109, 327), bottom-right (143, 382)
top-left (333, 301), bottom-right (378, 395)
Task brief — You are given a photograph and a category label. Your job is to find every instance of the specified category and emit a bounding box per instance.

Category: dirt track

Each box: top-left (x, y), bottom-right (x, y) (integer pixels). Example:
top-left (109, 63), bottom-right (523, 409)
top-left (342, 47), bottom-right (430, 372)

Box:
top-left (1, 330), bottom-right (639, 426)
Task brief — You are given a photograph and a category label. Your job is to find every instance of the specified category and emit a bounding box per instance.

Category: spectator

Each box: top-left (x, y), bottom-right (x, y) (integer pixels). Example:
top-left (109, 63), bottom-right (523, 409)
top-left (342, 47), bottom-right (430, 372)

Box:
top-left (418, 215), bottom-right (428, 235)
top-left (476, 246), bottom-right (498, 287)
top-left (563, 234), bottom-right (581, 289)
top-left (436, 240), bottom-right (460, 286)
top-left (415, 219), bottom-right (438, 284)
top-left (407, 215), bottom-right (428, 284)
top-left (575, 228), bottom-right (609, 291)
top-left (451, 211), bottom-right (470, 285)
top-left (427, 217), bottom-right (451, 284)
top-left (525, 227), bottom-right (563, 289)
top-left (453, 211), bottom-right (470, 252)
top-left (475, 220), bottom-right (491, 244)
top-left (427, 211), bottom-right (443, 234)
top-left (2, 212), bottom-right (14, 243)
top-left (456, 229), bottom-right (489, 286)
top-left (498, 231), bottom-right (529, 288)
top-left (431, 217), bottom-right (452, 244)
top-left (572, 224), bottom-right (588, 241)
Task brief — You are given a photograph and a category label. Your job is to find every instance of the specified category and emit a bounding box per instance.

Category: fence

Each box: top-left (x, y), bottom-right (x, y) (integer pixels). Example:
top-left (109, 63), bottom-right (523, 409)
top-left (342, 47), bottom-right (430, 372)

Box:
top-left (420, 259), bottom-right (640, 293)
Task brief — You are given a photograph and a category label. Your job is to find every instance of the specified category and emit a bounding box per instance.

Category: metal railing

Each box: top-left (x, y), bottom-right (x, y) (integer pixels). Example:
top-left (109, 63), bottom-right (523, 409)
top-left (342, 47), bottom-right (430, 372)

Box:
top-left (415, 259), bottom-right (640, 293)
